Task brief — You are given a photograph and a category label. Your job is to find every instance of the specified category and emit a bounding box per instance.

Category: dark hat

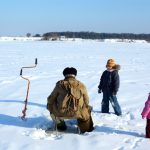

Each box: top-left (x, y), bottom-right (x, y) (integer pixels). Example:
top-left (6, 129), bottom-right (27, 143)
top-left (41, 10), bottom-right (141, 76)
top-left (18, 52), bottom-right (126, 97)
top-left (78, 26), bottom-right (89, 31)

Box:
top-left (63, 67), bottom-right (77, 76)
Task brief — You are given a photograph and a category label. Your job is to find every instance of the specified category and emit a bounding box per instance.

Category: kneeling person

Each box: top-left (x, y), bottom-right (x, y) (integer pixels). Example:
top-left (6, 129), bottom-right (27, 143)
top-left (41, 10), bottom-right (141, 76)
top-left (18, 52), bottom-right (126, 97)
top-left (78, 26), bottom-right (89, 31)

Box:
top-left (47, 67), bottom-right (94, 133)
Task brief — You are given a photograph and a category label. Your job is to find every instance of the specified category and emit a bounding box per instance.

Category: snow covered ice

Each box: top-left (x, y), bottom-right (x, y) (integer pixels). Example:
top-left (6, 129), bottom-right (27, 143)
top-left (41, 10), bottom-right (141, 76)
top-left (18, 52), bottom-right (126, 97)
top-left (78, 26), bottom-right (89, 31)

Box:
top-left (0, 39), bottom-right (150, 150)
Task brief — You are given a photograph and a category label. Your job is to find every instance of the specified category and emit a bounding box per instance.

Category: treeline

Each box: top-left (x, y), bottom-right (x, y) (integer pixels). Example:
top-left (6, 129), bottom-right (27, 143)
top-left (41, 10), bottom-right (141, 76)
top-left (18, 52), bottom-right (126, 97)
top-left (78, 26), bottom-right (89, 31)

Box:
top-left (34, 32), bottom-right (150, 41)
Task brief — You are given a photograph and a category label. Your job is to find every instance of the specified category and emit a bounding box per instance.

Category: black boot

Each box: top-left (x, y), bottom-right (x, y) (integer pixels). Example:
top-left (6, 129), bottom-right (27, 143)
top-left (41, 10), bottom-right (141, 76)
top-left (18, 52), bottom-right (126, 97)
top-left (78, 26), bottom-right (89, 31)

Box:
top-left (57, 121), bottom-right (67, 131)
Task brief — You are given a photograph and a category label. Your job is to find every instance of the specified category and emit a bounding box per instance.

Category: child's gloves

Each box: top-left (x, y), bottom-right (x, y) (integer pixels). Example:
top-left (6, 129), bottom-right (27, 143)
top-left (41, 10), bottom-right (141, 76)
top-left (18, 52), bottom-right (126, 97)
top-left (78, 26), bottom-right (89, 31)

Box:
top-left (98, 89), bottom-right (101, 94)
top-left (112, 91), bottom-right (117, 96)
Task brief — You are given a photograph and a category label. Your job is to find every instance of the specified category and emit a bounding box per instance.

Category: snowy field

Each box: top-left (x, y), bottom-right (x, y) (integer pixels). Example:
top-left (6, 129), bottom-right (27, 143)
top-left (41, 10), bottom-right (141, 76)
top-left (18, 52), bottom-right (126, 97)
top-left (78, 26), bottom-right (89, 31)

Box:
top-left (0, 40), bottom-right (150, 150)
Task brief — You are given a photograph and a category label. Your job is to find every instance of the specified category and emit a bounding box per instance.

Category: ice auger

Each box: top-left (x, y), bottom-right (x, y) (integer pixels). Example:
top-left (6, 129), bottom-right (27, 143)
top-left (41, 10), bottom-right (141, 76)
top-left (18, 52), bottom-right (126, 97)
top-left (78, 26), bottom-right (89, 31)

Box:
top-left (20, 58), bottom-right (38, 120)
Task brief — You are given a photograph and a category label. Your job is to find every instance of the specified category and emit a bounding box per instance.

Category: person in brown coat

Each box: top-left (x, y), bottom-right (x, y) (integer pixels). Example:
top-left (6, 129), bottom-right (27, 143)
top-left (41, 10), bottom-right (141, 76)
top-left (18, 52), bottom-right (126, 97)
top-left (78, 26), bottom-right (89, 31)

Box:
top-left (47, 67), bottom-right (94, 133)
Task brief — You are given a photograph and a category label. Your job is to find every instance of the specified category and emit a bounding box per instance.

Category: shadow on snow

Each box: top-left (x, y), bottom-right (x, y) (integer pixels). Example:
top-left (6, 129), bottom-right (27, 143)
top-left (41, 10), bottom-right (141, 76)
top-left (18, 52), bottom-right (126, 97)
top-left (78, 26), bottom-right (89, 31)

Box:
top-left (0, 100), bottom-right (144, 137)
top-left (0, 99), bottom-right (46, 108)
top-left (0, 114), bottom-right (52, 128)
top-left (0, 99), bottom-right (51, 128)
top-left (95, 125), bottom-right (143, 137)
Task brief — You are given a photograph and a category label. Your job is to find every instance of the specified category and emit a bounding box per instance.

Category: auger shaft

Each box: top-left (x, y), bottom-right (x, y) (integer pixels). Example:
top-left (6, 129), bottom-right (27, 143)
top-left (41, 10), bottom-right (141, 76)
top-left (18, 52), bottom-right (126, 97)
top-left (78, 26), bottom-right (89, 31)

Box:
top-left (20, 58), bottom-right (37, 120)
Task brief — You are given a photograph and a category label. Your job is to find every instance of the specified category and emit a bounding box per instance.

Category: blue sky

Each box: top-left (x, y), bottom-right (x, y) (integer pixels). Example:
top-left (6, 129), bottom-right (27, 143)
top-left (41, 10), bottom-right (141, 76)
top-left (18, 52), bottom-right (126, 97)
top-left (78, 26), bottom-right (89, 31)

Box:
top-left (0, 0), bottom-right (150, 36)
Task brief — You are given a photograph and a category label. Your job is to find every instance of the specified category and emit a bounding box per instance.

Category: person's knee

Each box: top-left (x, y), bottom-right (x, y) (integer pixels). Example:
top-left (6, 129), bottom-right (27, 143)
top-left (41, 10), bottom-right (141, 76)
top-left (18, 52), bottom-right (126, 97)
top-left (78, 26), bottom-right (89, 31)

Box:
top-left (77, 116), bottom-right (94, 133)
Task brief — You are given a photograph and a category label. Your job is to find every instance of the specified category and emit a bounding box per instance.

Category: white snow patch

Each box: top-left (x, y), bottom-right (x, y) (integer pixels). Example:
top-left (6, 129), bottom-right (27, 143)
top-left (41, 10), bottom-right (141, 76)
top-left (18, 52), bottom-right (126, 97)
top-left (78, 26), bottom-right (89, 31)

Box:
top-left (0, 40), bottom-right (150, 150)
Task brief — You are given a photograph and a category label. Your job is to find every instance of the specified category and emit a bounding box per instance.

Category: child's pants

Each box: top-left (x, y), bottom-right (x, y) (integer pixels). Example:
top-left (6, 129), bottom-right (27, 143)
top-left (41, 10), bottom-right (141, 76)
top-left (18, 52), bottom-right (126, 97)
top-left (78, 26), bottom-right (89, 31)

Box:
top-left (101, 91), bottom-right (122, 116)
top-left (146, 119), bottom-right (150, 138)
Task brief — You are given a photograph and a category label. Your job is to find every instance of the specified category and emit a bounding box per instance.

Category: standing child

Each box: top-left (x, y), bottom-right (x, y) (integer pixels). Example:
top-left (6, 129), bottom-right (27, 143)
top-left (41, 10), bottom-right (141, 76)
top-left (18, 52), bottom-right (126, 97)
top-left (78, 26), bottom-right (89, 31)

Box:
top-left (98, 59), bottom-right (122, 116)
top-left (141, 93), bottom-right (150, 138)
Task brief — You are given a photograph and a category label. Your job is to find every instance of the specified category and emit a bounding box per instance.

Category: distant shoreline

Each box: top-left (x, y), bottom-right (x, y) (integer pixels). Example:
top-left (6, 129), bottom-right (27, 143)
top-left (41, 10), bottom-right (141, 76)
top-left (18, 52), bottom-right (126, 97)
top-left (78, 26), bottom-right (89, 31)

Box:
top-left (0, 37), bottom-right (148, 43)
top-left (1, 32), bottom-right (150, 42)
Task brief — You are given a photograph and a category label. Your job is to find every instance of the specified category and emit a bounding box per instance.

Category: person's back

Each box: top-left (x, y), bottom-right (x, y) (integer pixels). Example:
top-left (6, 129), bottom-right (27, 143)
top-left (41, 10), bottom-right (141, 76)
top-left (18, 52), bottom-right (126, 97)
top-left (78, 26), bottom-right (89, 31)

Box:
top-left (47, 67), bottom-right (94, 133)
top-left (48, 76), bottom-right (90, 121)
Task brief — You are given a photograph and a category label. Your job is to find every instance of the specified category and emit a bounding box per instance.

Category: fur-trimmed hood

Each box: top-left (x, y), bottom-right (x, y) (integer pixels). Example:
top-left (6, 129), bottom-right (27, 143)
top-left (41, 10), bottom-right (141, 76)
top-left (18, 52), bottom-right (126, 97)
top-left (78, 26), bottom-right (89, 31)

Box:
top-left (112, 64), bottom-right (121, 70)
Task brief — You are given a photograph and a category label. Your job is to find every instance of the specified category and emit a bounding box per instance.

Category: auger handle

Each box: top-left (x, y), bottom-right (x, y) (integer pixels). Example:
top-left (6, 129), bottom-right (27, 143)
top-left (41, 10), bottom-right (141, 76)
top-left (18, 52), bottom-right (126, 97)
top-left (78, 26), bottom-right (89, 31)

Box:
top-left (35, 58), bottom-right (38, 65)
top-left (20, 69), bottom-right (23, 76)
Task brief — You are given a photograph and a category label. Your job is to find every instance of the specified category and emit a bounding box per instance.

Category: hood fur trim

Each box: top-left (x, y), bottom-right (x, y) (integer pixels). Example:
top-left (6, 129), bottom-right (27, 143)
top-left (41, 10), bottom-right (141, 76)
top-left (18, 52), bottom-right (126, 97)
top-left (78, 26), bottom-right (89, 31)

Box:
top-left (112, 64), bottom-right (121, 70)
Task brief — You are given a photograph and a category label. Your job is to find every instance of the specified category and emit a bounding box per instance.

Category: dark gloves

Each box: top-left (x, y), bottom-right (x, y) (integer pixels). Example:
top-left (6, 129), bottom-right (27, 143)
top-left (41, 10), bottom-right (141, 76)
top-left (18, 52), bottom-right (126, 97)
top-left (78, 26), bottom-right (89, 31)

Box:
top-left (98, 89), bottom-right (101, 94)
top-left (112, 91), bottom-right (117, 96)
top-left (46, 103), bottom-right (50, 110)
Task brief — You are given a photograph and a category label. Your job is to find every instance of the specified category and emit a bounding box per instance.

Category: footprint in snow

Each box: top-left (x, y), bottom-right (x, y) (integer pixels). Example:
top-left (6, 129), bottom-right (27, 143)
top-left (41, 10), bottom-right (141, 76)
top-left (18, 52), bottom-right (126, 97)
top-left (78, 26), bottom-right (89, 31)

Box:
top-left (113, 146), bottom-right (124, 150)
top-left (130, 138), bottom-right (143, 149)
top-left (123, 138), bottom-right (132, 143)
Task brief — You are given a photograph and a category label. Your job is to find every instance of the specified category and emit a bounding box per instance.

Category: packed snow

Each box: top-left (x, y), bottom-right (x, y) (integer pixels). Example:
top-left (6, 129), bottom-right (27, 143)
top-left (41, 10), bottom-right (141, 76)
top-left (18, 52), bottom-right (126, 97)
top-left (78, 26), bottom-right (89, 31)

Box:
top-left (0, 37), bottom-right (42, 41)
top-left (0, 40), bottom-right (150, 150)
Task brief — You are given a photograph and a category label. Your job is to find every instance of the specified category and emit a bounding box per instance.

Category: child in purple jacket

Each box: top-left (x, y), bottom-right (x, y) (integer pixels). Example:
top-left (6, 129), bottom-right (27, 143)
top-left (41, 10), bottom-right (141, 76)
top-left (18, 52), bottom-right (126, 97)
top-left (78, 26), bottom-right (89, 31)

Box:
top-left (141, 93), bottom-right (150, 138)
